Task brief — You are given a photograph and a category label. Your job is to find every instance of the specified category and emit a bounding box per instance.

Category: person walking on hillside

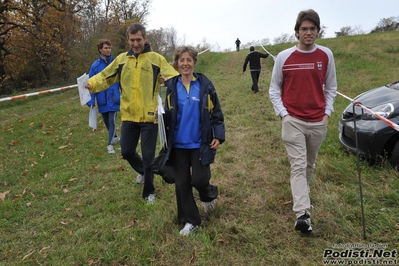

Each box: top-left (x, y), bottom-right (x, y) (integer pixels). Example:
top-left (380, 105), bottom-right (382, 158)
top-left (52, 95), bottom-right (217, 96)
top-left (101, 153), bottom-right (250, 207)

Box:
top-left (243, 46), bottom-right (269, 94)
top-left (85, 23), bottom-right (179, 204)
top-left (235, 38), bottom-right (241, 52)
top-left (87, 39), bottom-right (121, 154)
top-left (269, 9), bottom-right (337, 233)
top-left (163, 46), bottom-right (225, 235)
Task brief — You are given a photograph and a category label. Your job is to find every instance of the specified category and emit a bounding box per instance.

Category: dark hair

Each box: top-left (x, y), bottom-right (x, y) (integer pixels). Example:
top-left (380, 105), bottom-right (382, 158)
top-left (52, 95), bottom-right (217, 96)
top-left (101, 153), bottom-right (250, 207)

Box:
top-left (250, 46), bottom-right (255, 51)
top-left (97, 39), bottom-right (111, 51)
top-left (294, 9), bottom-right (320, 32)
top-left (172, 46), bottom-right (198, 69)
top-left (126, 23), bottom-right (146, 38)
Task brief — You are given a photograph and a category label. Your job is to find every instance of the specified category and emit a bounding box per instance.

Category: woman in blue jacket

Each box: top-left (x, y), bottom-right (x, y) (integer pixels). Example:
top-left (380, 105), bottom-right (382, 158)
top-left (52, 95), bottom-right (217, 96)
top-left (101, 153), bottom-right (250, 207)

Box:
top-left (87, 39), bottom-right (120, 154)
top-left (164, 46), bottom-right (225, 235)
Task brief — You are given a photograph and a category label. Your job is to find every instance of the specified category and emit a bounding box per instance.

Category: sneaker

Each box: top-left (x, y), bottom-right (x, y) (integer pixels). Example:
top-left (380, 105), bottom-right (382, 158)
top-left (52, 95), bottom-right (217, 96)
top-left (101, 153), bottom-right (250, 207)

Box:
top-left (136, 174), bottom-right (144, 184)
top-left (107, 144), bottom-right (115, 154)
top-left (295, 213), bottom-right (312, 233)
top-left (145, 194), bottom-right (155, 204)
top-left (179, 223), bottom-right (198, 236)
top-left (111, 136), bottom-right (120, 145)
top-left (204, 200), bottom-right (216, 213)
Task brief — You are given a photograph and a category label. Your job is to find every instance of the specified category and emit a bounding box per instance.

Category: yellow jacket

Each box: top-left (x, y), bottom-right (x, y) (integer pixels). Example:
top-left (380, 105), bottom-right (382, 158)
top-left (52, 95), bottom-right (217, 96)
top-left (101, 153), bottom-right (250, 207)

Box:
top-left (88, 43), bottom-right (178, 122)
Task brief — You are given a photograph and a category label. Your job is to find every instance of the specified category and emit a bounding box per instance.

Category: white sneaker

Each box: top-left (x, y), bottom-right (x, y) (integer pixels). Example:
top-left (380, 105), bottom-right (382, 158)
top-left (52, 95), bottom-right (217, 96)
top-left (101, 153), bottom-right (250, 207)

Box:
top-left (145, 194), bottom-right (155, 204)
top-left (179, 223), bottom-right (198, 235)
top-left (111, 136), bottom-right (120, 145)
top-left (107, 144), bottom-right (115, 154)
top-left (136, 174), bottom-right (144, 184)
top-left (204, 200), bottom-right (216, 213)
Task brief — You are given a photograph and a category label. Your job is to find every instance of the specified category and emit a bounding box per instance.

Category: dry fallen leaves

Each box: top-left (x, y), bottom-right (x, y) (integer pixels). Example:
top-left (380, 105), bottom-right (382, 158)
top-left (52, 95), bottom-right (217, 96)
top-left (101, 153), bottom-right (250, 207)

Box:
top-left (112, 219), bottom-right (136, 232)
top-left (88, 259), bottom-right (100, 265)
top-left (21, 250), bottom-right (35, 262)
top-left (0, 190), bottom-right (11, 200)
top-left (189, 250), bottom-right (196, 264)
top-left (283, 200), bottom-right (293, 205)
top-left (8, 140), bottom-right (19, 146)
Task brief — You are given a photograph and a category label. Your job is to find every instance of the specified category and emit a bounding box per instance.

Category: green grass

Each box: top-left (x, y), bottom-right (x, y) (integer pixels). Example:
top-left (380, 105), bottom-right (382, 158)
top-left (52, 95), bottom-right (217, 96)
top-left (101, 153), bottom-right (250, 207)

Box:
top-left (1, 32), bottom-right (399, 265)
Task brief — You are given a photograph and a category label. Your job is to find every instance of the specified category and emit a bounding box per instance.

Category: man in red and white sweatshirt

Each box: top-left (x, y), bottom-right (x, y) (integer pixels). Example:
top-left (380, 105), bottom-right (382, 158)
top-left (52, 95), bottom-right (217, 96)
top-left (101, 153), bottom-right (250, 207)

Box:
top-left (269, 9), bottom-right (337, 233)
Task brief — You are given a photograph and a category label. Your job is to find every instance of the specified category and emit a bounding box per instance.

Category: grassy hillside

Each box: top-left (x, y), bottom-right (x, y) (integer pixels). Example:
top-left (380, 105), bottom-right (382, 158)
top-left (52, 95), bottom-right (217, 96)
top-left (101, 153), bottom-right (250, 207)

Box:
top-left (1, 32), bottom-right (398, 265)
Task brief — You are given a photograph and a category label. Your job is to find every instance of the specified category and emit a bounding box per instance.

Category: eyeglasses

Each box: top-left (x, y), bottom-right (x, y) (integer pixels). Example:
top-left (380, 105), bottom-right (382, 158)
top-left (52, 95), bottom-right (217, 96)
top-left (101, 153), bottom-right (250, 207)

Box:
top-left (299, 27), bottom-right (317, 32)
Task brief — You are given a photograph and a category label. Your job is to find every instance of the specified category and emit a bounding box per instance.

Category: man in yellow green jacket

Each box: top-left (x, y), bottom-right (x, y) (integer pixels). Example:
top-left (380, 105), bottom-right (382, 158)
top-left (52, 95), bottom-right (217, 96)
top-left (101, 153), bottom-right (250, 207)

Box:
top-left (86, 23), bottom-right (179, 204)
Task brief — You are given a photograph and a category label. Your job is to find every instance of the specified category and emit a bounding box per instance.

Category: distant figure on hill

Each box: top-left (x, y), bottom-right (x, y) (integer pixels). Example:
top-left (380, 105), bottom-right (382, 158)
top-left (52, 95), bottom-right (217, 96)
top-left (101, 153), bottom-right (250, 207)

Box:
top-left (235, 38), bottom-right (241, 51)
top-left (87, 39), bottom-right (120, 154)
top-left (269, 9), bottom-right (337, 233)
top-left (242, 46), bottom-right (268, 93)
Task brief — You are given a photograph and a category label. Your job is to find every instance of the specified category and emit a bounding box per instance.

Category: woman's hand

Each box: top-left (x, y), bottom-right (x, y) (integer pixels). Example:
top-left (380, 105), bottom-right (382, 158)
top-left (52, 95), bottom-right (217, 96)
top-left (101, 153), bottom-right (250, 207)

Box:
top-left (209, 139), bottom-right (220, 149)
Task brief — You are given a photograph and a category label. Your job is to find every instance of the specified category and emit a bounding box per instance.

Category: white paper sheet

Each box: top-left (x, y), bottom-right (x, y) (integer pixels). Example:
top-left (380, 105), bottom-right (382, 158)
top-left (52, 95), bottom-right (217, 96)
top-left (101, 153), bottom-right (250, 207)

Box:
top-left (77, 73), bottom-right (91, 106)
top-left (157, 95), bottom-right (167, 149)
top-left (89, 105), bottom-right (97, 129)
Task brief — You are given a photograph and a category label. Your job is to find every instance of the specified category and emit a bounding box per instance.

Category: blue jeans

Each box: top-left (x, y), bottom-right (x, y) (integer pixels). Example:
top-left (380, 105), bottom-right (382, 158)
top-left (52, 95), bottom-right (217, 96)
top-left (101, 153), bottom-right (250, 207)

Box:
top-left (101, 111), bottom-right (118, 145)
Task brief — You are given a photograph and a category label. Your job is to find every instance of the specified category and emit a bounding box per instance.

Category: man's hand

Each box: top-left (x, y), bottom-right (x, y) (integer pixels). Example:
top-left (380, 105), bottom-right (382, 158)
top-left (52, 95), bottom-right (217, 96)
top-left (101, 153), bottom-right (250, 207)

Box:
top-left (85, 83), bottom-right (91, 89)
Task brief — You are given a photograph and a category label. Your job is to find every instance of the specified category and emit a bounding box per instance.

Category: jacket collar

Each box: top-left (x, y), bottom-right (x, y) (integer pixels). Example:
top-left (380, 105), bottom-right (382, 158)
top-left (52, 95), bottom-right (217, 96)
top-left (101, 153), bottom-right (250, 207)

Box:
top-left (127, 42), bottom-right (152, 57)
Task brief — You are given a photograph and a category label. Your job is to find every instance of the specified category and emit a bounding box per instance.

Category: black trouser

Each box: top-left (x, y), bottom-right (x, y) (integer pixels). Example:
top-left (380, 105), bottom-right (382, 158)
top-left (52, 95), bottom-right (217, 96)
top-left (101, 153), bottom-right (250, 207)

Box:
top-left (250, 71), bottom-right (261, 93)
top-left (172, 148), bottom-right (218, 226)
top-left (120, 121), bottom-right (158, 198)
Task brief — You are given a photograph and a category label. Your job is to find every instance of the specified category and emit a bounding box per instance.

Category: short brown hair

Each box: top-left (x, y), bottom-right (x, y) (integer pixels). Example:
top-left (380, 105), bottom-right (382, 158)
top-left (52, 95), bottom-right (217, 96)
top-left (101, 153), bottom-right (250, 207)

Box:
top-left (172, 46), bottom-right (198, 69)
top-left (126, 23), bottom-right (146, 38)
top-left (97, 39), bottom-right (111, 51)
top-left (294, 9), bottom-right (321, 32)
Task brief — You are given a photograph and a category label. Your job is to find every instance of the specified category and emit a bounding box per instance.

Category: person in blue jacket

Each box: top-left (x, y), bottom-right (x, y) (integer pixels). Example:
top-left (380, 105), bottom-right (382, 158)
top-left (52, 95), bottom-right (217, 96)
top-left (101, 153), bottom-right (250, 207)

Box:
top-left (163, 46), bottom-right (225, 235)
top-left (87, 39), bottom-right (121, 154)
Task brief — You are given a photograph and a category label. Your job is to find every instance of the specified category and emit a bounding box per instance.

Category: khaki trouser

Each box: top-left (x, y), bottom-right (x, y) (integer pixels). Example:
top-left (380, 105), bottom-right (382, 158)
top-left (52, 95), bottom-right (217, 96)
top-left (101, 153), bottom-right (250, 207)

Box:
top-left (282, 115), bottom-right (328, 217)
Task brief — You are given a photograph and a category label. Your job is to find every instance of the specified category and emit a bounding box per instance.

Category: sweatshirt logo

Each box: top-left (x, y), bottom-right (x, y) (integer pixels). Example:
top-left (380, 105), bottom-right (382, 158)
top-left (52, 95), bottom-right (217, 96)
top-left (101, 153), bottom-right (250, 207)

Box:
top-left (191, 96), bottom-right (200, 102)
top-left (317, 62), bottom-right (322, 71)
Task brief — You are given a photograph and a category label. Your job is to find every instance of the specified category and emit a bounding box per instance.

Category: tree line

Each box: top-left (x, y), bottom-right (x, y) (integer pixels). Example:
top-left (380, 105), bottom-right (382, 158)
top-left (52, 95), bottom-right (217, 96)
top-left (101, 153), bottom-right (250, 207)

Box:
top-left (0, 0), bottom-right (197, 96)
top-left (1, 0), bottom-right (397, 96)
top-left (270, 17), bottom-right (399, 45)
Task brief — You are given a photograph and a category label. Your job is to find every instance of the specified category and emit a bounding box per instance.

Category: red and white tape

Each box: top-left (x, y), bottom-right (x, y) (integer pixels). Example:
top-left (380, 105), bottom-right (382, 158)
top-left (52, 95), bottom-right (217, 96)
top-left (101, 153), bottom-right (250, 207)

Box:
top-left (337, 91), bottom-right (399, 132)
top-left (0, 84), bottom-right (78, 103)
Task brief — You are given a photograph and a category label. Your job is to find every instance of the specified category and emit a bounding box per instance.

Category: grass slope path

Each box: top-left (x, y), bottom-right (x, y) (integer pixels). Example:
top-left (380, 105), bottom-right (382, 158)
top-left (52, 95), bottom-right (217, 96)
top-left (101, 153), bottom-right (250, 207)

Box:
top-left (1, 33), bottom-right (399, 265)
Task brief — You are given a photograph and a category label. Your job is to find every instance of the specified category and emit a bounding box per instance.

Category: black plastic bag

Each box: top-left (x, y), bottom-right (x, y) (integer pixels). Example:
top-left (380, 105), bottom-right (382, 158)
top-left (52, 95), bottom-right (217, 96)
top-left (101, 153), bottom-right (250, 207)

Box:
top-left (151, 148), bottom-right (175, 184)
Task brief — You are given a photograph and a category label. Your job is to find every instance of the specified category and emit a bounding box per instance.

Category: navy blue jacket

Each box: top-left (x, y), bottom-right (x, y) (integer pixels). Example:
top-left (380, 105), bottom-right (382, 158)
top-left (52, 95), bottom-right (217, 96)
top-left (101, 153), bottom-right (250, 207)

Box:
top-left (164, 73), bottom-right (225, 165)
top-left (87, 55), bottom-right (120, 113)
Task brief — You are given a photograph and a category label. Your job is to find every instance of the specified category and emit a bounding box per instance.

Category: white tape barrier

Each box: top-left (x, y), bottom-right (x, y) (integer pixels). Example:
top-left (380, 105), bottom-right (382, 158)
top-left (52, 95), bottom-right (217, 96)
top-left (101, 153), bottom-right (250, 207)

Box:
top-left (198, 43), bottom-right (218, 55)
top-left (258, 42), bottom-right (276, 61)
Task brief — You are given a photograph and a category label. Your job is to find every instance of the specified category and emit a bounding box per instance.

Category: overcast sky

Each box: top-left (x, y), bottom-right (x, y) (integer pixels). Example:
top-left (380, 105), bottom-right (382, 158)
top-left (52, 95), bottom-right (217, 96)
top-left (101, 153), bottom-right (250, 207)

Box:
top-left (146, 0), bottom-right (398, 51)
